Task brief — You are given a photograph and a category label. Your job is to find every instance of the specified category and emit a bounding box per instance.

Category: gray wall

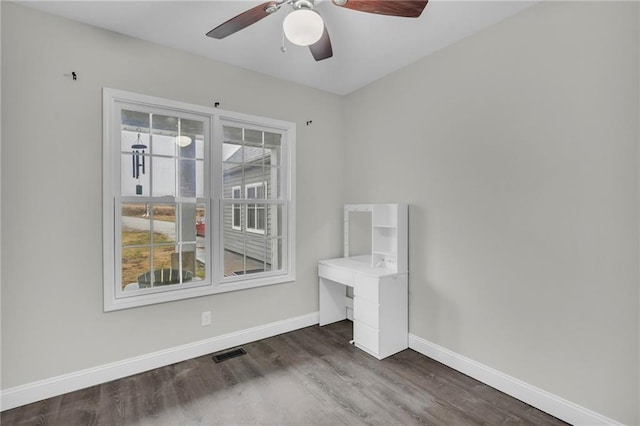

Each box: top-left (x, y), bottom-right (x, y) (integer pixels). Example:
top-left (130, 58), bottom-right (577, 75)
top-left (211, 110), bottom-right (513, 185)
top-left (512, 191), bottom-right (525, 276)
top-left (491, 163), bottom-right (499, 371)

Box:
top-left (1, 1), bottom-right (345, 388)
top-left (343, 2), bottom-right (639, 424)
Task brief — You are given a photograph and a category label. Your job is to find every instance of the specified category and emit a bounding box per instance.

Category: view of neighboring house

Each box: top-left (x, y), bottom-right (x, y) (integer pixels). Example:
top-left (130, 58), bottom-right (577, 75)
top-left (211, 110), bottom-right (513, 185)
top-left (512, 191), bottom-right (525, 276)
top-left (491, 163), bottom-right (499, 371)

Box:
top-left (223, 142), bottom-right (279, 274)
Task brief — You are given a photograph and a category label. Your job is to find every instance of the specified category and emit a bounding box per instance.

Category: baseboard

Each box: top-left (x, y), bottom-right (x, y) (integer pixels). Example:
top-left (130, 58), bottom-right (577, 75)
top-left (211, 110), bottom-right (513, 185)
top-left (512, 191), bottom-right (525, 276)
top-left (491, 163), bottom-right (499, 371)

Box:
top-left (1, 312), bottom-right (319, 412)
top-left (408, 334), bottom-right (622, 426)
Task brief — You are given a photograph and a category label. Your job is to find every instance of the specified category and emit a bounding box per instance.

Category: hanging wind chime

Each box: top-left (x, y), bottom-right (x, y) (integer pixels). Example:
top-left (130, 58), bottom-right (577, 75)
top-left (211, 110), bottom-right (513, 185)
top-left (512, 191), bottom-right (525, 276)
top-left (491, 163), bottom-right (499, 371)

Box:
top-left (131, 128), bottom-right (147, 195)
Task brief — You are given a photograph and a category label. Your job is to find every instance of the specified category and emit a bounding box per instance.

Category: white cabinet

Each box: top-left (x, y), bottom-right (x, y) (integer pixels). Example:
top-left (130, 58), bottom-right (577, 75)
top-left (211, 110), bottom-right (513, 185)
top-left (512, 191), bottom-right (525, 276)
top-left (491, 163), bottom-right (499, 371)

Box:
top-left (353, 272), bottom-right (408, 359)
top-left (319, 203), bottom-right (409, 360)
top-left (318, 260), bottom-right (409, 360)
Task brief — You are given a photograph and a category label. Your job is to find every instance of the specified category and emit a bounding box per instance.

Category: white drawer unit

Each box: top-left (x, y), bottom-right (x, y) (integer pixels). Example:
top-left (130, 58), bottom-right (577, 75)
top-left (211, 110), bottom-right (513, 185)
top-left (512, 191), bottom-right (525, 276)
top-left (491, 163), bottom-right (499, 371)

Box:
top-left (353, 273), bottom-right (379, 304)
top-left (319, 258), bottom-right (408, 359)
top-left (353, 320), bottom-right (379, 356)
top-left (353, 297), bottom-right (379, 328)
top-left (356, 274), bottom-right (408, 359)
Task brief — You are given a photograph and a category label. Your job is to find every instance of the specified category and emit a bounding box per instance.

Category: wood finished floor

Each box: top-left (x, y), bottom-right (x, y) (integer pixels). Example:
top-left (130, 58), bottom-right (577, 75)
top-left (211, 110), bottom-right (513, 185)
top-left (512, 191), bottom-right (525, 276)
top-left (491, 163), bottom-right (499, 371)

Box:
top-left (1, 321), bottom-right (568, 425)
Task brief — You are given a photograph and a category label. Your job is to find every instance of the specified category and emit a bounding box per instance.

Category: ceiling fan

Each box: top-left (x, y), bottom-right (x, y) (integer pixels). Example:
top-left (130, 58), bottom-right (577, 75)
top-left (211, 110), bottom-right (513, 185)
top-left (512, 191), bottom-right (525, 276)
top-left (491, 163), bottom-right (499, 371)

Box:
top-left (206, 0), bottom-right (429, 61)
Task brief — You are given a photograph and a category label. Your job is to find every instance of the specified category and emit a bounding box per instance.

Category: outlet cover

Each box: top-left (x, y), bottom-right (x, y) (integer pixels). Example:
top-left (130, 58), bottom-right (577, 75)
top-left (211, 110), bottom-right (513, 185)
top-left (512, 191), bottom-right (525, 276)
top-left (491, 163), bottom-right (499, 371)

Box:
top-left (201, 311), bottom-right (211, 326)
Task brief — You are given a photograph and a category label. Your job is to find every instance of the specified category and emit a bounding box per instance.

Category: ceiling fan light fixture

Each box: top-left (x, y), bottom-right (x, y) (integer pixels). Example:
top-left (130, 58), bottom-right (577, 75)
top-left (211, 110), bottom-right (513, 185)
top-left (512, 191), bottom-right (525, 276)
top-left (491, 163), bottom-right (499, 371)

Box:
top-left (176, 135), bottom-right (192, 147)
top-left (282, 8), bottom-right (324, 46)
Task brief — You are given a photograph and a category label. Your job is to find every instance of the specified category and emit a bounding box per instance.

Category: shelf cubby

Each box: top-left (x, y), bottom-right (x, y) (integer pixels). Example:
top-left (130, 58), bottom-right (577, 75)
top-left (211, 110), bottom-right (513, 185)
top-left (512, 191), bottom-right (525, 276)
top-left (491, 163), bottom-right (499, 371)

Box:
top-left (344, 203), bottom-right (407, 274)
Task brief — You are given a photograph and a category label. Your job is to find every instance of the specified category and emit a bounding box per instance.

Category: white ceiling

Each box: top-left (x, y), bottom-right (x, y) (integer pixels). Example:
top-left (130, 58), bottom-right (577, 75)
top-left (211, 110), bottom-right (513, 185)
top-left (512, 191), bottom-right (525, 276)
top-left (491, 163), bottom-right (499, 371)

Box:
top-left (20, 0), bottom-right (537, 95)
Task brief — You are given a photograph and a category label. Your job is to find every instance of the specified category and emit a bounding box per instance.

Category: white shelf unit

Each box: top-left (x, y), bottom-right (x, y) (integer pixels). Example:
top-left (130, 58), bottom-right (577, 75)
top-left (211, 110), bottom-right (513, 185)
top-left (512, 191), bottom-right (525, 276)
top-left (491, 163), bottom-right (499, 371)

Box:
top-left (344, 203), bottom-right (407, 273)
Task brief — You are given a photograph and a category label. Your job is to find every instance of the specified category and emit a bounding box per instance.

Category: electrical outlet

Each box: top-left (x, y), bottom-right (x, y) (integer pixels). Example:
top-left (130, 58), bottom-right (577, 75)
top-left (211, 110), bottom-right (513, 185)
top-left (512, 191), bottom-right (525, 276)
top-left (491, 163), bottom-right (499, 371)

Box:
top-left (201, 311), bottom-right (211, 327)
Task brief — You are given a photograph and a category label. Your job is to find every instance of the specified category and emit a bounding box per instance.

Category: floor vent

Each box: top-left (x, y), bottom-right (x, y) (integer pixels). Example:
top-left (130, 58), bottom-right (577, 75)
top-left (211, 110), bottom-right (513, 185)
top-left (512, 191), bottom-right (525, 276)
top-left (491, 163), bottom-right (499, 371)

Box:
top-left (212, 348), bottom-right (247, 363)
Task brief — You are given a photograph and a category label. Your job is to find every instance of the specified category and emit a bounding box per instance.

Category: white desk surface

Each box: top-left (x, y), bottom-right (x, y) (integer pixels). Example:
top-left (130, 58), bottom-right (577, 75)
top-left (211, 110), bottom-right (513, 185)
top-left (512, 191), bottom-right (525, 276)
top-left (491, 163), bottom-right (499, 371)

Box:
top-left (318, 255), bottom-right (402, 278)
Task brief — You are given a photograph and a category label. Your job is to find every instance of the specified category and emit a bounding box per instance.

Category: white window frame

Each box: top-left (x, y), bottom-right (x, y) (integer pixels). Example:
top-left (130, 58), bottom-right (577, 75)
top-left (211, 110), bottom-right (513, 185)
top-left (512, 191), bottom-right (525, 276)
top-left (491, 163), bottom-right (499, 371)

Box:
top-left (103, 88), bottom-right (296, 311)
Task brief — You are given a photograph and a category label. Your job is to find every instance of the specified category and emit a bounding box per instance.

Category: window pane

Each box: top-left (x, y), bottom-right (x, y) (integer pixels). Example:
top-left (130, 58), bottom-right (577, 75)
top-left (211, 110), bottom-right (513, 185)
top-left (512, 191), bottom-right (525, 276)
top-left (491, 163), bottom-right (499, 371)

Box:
top-left (195, 160), bottom-right (204, 198)
top-left (247, 187), bottom-right (256, 199)
top-left (178, 139), bottom-right (195, 159)
top-left (223, 162), bottom-right (243, 194)
top-left (222, 234), bottom-right (269, 276)
top-left (152, 245), bottom-right (182, 286)
top-left (179, 244), bottom-right (199, 278)
top-left (242, 163), bottom-right (262, 195)
top-left (264, 135), bottom-right (280, 170)
top-left (223, 126), bottom-right (243, 143)
top-left (121, 154), bottom-right (150, 196)
top-left (264, 133), bottom-right (281, 200)
top-left (223, 127), bottom-right (242, 163)
top-left (223, 226), bottom-right (245, 277)
top-left (196, 257), bottom-right (206, 281)
top-left (193, 203), bottom-right (206, 239)
top-left (152, 115), bottom-right (179, 156)
top-left (195, 137), bottom-right (205, 160)
top-left (265, 204), bottom-right (283, 237)
top-left (233, 205), bottom-right (241, 230)
top-left (152, 156), bottom-right (176, 197)
top-left (178, 243), bottom-right (206, 282)
top-left (152, 133), bottom-right (177, 157)
top-left (183, 203), bottom-right (206, 281)
top-left (121, 128), bottom-right (150, 154)
top-left (243, 146), bottom-right (264, 166)
top-left (245, 235), bottom-right (267, 274)
top-left (268, 238), bottom-right (283, 272)
top-left (265, 166), bottom-right (280, 199)
top-left (224, 200), bottom-right (241, 232)
top-left (244, 129), bottom-right (262, 145)
top-left (121, 203), bottom-right (150, 245)
top-left (195, 203), bottom-right (207, 281)
top-left (177, 204), bottom-right (195, 243)
top-left (223, 148), bottom-right (242, 163)
top-left (151, 203), bottom-right (176, 244)
top-left (122, 246), bottom-right (150, 290)
top-left (264, 131), bottom-right (281, 148)
top-left (120, 110), bottom-right (150, 152)
top-left (247, 206), bottom-right (256, 229)
top-left (179, 159), bottom-right (197, 198)
top-left (181, 118), bottom-right (204, 160)
top-left (257, 206), bottom-right (266, 230)
top-left (227, 252), bottom-right (249, 276)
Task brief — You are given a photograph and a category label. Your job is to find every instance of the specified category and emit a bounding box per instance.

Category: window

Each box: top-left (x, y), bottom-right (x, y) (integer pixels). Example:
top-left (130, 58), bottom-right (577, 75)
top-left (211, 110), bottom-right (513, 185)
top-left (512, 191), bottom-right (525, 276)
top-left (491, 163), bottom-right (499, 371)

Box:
top-left (103, 89), bottom-right (295, 311)
top-left (221, 124), bottom-right (288, 278)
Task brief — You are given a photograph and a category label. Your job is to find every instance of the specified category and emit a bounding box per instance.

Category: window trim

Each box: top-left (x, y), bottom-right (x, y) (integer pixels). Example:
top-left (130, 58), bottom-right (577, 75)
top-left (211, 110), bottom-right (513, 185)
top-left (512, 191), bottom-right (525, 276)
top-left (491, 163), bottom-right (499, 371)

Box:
top-left (103, 88), bottom-right (296, 311)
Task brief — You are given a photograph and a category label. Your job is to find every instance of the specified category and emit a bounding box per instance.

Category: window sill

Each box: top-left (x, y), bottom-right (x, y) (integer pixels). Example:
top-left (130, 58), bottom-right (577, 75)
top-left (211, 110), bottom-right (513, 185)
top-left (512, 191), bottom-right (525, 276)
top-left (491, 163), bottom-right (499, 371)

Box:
top-left (105, 272), bottom-right (295, 312)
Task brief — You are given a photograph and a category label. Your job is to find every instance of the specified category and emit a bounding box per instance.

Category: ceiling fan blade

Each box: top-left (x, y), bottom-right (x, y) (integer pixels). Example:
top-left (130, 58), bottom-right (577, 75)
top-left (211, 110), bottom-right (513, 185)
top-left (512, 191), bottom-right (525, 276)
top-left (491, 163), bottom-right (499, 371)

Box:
top-left (309, 25), bottom-right (333, 61)
top-left (332, 0), bottom-right (428, 18)
top-left (206, 1), bottom-right (279, 39)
